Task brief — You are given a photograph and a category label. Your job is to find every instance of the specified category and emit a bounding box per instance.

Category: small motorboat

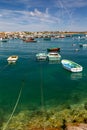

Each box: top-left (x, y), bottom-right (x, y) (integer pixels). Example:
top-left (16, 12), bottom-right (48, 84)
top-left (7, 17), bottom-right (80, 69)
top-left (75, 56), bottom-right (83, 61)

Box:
top-left (47, 48), bottom-right (60, 52)
top-left (24, 39), bottom-right (37, 42)
top-left (43, 36), bottom-right (51, 41)
top-left (23, 37), bottom-right (37, 42)
top-left (0, 38), bottom-right (8, 42)
top-left (47, 52), bottom-right (61, 61)
top-left (61, 59), bottom-right (83, 72)
top-left (79, 43), bottom-right (87, 47)
top-left (36, 53), bottom-right (47, 60)
top-left (7, 55), bottom-right (18, 63)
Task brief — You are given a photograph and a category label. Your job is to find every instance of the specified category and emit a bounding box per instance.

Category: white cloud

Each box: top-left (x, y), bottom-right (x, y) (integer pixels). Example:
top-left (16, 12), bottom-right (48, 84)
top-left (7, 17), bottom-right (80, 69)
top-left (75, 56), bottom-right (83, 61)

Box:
top-left (0, 8), bottom-right (61, 31)
top-left (1, 0), bottom-right (87, 9)
top-left (0, 1), bottom-right (87, 32)
top-left (15, 0), bottom-right (87, 8)
top-left (55, 0), bottom-right (87, 8)
top-left (0, 8), bottom-right (60, 24)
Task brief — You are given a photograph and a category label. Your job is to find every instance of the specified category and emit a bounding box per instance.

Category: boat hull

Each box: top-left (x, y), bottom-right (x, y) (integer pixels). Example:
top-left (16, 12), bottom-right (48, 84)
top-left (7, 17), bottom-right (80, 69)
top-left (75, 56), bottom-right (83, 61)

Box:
top-left (7, 55), bottom-right (18, 64)
top-left (47, 52), bottom-right (61, 61)
top-left (47, 48), bottom-right (60, 52)
top-left (24, 40), bottom-right (37, 42)
top-left (36, 53), bottom-right (47, 60)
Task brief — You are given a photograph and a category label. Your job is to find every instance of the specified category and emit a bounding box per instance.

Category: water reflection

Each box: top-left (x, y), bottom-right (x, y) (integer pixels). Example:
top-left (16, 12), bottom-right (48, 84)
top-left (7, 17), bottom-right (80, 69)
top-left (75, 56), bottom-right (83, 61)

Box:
top-left (48, 60), bottom-right (61, 64)
top-left (71, 73), bottom-right (83, 80)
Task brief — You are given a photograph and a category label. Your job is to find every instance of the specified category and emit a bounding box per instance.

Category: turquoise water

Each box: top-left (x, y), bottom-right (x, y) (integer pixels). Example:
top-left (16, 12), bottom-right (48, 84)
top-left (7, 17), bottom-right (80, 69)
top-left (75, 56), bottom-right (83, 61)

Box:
top-left (0, 37), bottom-right (87, 114)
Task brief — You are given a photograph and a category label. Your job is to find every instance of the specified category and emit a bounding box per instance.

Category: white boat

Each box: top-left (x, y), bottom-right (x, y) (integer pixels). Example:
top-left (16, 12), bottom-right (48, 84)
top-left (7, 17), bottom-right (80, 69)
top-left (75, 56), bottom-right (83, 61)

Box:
top-left (47, 52), bottom-right (61, 61)
top-left (61, 59), bottom-right (83, 72)
top-left (36, 53), bottom-right (47, 60)
top-left (7, 55), bottom-right (18, 63)
top-left (0, 38), bottom-right (8, 42)
top-left (79, 43), bottom-right (87, 47)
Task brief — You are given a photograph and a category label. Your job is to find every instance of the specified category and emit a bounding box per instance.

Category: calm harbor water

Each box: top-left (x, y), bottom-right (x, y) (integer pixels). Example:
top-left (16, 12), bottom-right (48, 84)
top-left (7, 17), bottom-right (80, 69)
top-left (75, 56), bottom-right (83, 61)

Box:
top-left (0, 36), bottom-right (87, 114)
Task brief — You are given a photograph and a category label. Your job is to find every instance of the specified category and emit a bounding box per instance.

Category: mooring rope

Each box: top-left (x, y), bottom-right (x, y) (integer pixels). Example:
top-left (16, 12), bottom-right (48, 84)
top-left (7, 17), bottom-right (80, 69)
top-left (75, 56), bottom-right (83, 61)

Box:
top-left (0, 64), bottom-right (9, 72)
top-left (40, 63), bottom-right (46, 130)
top-left (40, 64), bottom-right (44, 110)
top-left (2, 80), bottom-right (24, 130)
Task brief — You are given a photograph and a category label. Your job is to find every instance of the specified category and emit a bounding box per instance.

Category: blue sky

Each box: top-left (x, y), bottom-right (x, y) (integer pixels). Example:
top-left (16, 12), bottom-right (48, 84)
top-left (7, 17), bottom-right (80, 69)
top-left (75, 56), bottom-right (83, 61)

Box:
top-left (0, 0), bottom-right (87, 32)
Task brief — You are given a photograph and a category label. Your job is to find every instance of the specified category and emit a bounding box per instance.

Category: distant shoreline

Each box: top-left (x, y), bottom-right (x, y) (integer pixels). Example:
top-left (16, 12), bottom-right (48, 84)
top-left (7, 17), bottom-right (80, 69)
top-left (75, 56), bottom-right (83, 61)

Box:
top-left (0, 31), bottom-right (87, 39)
top-left (59, 31), bottom-right (87, 35)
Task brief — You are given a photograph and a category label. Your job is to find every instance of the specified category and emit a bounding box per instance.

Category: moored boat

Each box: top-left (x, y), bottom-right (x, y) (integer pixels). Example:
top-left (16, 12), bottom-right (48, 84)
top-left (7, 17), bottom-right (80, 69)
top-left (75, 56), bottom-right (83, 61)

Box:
top-left (0, 38), bottom-right (8, 42)
top-left (7, 55), bottom-right (18, 64)
top-left (43, 36), bottom-right (51, 41)
top-left (79, 43), bottom-right (87, 47)
top-left (23, 37), bottom-right (37, 42)
top-left (61, 59), bottom-right (83, 72)
top-left (47, 52), bottom-right (61, 61)
top-left (36, 53), bottom-right (47, 60)
top-left (47, 48), bottom-right (60, 52)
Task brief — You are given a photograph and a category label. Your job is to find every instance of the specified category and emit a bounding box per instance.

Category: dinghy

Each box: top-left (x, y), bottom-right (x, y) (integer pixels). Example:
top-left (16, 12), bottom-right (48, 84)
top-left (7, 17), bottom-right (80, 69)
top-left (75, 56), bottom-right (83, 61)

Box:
top-left (61, 59), bottom-right (83, 72)
top-left (7, 55), bottom-right (18, 63)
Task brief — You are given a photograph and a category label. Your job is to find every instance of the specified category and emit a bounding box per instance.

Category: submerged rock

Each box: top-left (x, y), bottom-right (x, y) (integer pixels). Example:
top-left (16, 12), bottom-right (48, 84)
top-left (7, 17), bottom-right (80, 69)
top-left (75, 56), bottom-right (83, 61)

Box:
top-left (67, 123), bottom-right (87, 130)
top-left (84, 102), bottom-right (87, 110)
